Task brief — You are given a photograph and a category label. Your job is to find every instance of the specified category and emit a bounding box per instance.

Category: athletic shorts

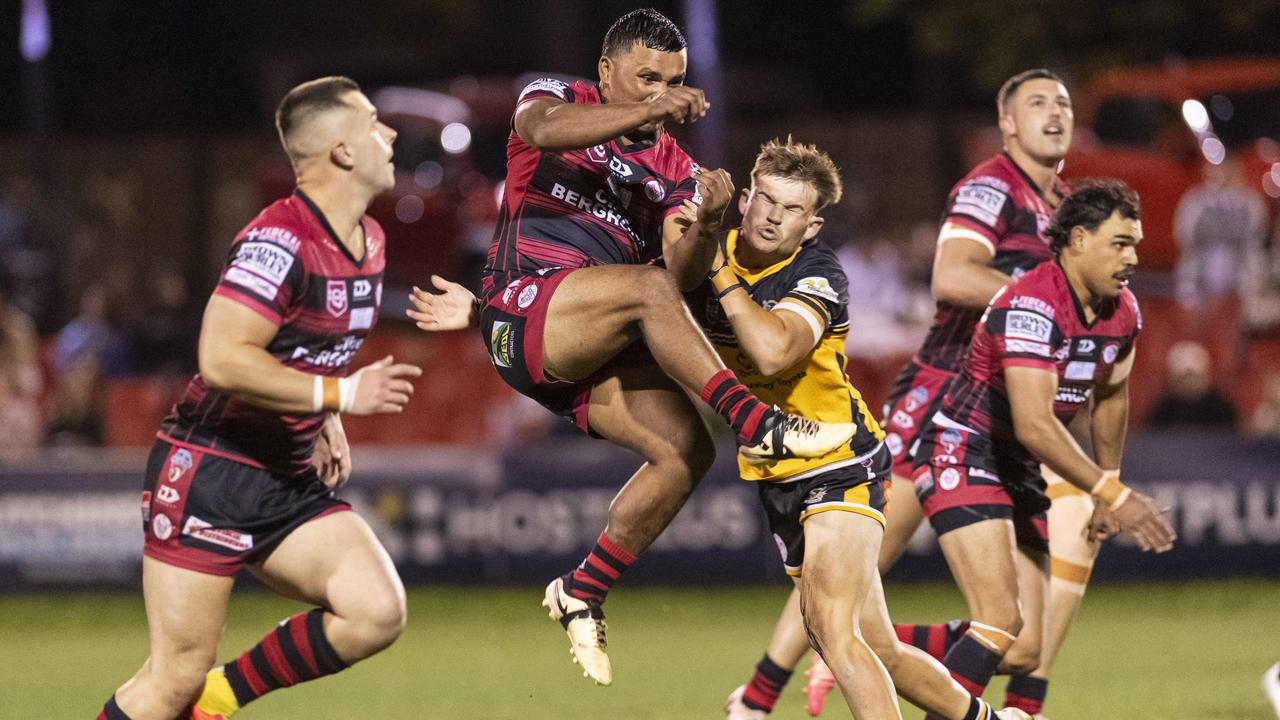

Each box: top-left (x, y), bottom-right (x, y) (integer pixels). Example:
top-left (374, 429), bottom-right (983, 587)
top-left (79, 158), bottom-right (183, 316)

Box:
top-left (881, 359), bottom-right (954, 479)
top-left (142, 438), bottom-right (350, 576)
top-left (757, 443), bottom-right (891, 576)
top-left (911, 459), bottom-right (1049, 555)
top-left (480, 268), bottom-right (650, 435)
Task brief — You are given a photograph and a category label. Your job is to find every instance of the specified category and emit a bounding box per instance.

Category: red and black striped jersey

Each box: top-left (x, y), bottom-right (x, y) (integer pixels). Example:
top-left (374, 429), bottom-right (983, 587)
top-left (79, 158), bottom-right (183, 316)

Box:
top-left (926, 261), bottom-right (1141, 477)
top-left (160, 190), bottom-right (386, 476)
top-left (916, 153), bottom-right (1068, 372)
top-left (482, 78), bottom-right (700, 297)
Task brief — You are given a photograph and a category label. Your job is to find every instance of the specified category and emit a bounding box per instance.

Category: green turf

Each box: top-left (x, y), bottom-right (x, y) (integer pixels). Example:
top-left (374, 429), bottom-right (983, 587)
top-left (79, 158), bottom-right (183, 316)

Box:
top-left (4, 580), bottom-right (1277, 719)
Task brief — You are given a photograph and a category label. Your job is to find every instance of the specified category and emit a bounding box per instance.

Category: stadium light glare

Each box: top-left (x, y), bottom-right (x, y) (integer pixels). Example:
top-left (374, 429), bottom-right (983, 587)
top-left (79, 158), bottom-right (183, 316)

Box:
top-left (1200, 136), bottom-right (1225, 165)
top-left (1181, 99), bottom-right (1210, 132)
top-left (441, 123), bottom-right (472, 154)
top-left (21, 0), bottom-right (50, 62)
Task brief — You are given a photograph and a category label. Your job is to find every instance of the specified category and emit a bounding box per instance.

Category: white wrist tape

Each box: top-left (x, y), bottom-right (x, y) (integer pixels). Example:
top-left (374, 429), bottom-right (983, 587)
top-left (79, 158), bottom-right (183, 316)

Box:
top-left (312, 375), bottom-right (325, 413)
top-left (338, 376), bottom-right (356, 413)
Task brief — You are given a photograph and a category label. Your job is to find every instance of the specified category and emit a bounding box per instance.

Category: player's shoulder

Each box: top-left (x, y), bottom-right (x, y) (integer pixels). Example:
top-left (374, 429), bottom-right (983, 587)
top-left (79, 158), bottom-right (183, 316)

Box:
top-left (784, 240), bottom-right (848, 298)
top-left (516, 76), bottom-right (594, 105)
top-left (998, 262), bottom-right (1063, 318)
top-left (652, 133), bottom-right (699, 180)
top-left (952, 154), bottom-right (1019, 195)
top-left (235, 196), bottom-right (306, 254)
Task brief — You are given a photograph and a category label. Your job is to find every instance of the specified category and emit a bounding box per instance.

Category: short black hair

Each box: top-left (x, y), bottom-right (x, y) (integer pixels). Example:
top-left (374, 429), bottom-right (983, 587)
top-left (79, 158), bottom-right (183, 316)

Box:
top-left (275, 76), bottom-right (362, 156)
top-left (997, 68), bottom-right (1066, 114)
top-left (602, 8), bottom-right (686, 57)
top-left (1047, 179), bottom-right (1141, 252)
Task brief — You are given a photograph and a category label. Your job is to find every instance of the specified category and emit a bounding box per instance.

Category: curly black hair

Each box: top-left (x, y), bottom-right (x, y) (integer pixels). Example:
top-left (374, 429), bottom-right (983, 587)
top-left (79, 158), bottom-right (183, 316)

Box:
top-left (1047, 179), bottom-right (1140, 253)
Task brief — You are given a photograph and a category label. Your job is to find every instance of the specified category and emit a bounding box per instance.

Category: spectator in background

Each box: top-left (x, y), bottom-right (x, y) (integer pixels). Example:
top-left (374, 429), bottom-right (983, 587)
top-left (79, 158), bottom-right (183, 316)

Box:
top-left (0, 269), bottom-right (45, 460)
top-left (1172, 153), bottom-right (1268, 352)
top-left (48, 283), bottom-right (131, 446)
top-left (1241, 218), bottom-right (1280, 335)
top-left (129, 264), bottom-right (200, 375)
top-left (1147, 340), bottom-right (1237, 429)
top-left (1247, 371), bottom-right (1280, 438)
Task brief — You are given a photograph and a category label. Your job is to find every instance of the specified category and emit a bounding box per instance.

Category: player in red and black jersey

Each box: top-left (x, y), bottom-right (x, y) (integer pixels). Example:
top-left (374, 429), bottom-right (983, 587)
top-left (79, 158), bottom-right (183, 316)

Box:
top-left (907, 180), bottom-right (1174, 710)
top-left (97, 78), bottom-right (422, 720)
top-left (409, 9), bottom-right (854, 687)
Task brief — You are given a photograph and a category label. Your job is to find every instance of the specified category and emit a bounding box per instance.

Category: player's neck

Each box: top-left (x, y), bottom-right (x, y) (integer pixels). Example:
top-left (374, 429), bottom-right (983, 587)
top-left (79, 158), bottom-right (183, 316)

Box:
top-left (1005, 146), bottom-right (1059, 198)
top-left (296, 179), bottom-right (370, 255)
top-left (1061, 259), bottom-right (1100, 322)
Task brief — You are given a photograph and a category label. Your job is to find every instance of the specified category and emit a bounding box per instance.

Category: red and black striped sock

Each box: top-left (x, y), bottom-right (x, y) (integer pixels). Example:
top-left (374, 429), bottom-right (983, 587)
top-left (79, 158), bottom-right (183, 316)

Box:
top-left (96, 695), bottom-right (131, 720)
top-left (223, 608), bottom-right (348, 707)
top-left (741, 653), bottom-right (793, 712)
top-left (566, 532), bottom-right (636, 604)
top-left (893, 619), bottom-right (970, 662)
top-left (922, 633), bottom-right (1003, 720)
top-left (699, 369), bottom-right (779, 445)
top-left (1004, 675), bottom-right (1049, 715)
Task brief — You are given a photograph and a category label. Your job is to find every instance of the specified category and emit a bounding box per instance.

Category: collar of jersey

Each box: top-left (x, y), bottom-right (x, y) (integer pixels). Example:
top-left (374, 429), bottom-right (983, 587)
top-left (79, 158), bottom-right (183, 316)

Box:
top-left (727, 227), bottom-right (805, 285)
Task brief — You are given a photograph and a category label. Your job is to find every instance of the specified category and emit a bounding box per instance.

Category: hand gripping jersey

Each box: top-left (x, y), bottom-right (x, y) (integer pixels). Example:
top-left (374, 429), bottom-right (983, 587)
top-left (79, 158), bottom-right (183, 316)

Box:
top-left (160, 191), bottom-right (385, 476)
top-left (483, 78), bottom-right (701, 298)
top-left (915, 153), bottom-right (1069, 372)
top-left (688, 229), bottom-right (884, 482)
top-left (921, 260), bottom-right (1141, 484)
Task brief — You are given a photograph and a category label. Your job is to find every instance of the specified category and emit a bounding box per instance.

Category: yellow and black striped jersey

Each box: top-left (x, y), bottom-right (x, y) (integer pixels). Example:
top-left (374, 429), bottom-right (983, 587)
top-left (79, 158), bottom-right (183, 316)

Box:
top-left (688, 228), bottom-right (884, 482)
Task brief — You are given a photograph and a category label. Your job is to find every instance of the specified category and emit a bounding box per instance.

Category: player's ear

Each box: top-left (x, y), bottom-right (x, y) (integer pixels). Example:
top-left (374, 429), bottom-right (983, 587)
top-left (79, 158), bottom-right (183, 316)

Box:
top-left (330, 141), bottom-right (355, 171)
top-left (598, 55), bottom-right (613, 90)
top-left (1070, 225), bottom-right (1087, 252)
top-left (737, 188), bottom-right (751, 215)
top-left (998, 111), bottom-right (1015, 138)
top-left (804, 215), bottom-right (824, 240)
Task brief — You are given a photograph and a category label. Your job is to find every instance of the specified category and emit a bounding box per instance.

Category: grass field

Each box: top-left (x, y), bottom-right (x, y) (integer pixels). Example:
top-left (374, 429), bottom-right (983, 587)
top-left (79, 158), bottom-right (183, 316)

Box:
top-left (4, 580), bottom-right (1277, 719)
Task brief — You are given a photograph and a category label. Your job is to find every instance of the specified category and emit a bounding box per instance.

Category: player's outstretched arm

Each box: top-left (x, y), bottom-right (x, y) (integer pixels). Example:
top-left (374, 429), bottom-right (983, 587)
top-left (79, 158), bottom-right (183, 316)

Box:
top-left (663, 170), bottom-right (733, 291)
top-left (706, 251), bottom-right (824, 377)
top-left (199, 295), bottom-right (422, 415)
top-left (932, 235), bottom-right (1014, 307)
top-left (514, 86), bottom-right (709, 152)
top-left (1007, 365), bottom-right (1175, 552)
top-left (407, 275), bottom-right (479, 331)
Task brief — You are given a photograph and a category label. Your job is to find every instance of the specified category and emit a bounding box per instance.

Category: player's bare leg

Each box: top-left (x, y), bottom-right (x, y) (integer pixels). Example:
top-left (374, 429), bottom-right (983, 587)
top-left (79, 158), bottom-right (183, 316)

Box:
top-left (878, 475), bottom-right (925, 570)
top-left (104, 559), bottom-right (234, 720)
top-left (799, 511), bottom-right (899, 719)
top-left (926, 519), bottom-right (1022, 715)
top-left (192, 511), bottom-right (405, 717)
top-left (544, 362), bottom-right (715, 685)
top-left (1007, 477), bottom-right (1099, 716)
top-left (542, 264), bottom-right (855, 463)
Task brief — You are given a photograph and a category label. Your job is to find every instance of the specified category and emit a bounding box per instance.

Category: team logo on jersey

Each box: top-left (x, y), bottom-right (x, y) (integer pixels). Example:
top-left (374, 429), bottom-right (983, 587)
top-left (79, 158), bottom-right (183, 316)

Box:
top-left (517, 284), bottom-right (538, 309)
top-left (353, 279), bottom-right (373, 298)
top-left (168, 448), bottom-right (193, 483)
top-left (805, 487), bottom-right (828, 504)
top-left (327, 280), bottom-right (348, 317)
top-left (1103, 344), bottom-right (1120, 363)
top-left (885, 432), bottom-right (903, 458)
top-left (795, 277), bottom-right (839, 303)
top-left (152, 514), bottom-right (173, 541)
top-left (1077, 339), bottom-right (1096, 355)
top-left (891, 409), bottom-right (914, 431)
top-left (490, 321), bottom-right (513, 368)
top-left (587, 144), bottom-right (609, 164)
top-left (940, 428), bottom-right (963, 453)
top-left (905, 385), bottom-right (929, 412)
top-left (156, 485), bottom-right (181, 506)
top-left (643, 177), bottom-right (666, 202)
top-left (938, 467), bottom-right (962, 491)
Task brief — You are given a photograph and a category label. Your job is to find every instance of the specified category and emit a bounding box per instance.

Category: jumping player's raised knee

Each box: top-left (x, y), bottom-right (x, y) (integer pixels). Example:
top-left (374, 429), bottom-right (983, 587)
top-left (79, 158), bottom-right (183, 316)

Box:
top-left (350, 582), bottom-right (408, 655)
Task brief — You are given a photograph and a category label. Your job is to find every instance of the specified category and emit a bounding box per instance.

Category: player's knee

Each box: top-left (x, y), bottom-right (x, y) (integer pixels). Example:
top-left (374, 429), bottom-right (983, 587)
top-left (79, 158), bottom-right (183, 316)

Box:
top-left (1000, 646), bottom-right (1040, 676)
top-left (151, 653), bottom-right (213, 710)
top-left (972, 601), bottom-right (1023, 639)
top-left (799, 593), bottom-right (850, 650)
top-left (352, 582), bottom-right (408, 650)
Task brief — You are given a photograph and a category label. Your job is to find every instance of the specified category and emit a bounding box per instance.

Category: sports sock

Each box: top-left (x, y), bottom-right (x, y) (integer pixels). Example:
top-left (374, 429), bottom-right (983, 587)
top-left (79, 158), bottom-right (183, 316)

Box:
top-left (699, 369), bottom-right (781, 445)
top-left (924, 631), bottom-right (1004, 720)
top-left (97, 695), bottom-right (131, 720)
top-left (741, 653), bottom-right (793, 712)
top-left (963, 696), bottom-right (997, 720)
top-left (566, 532), bottom-right (636, 604)
top-left (221, 609), bottom-right (348, 708)
top-left (893, 619), bottom-right (970, 662)
top-left (1004, 675), bottom-right (1049, 715)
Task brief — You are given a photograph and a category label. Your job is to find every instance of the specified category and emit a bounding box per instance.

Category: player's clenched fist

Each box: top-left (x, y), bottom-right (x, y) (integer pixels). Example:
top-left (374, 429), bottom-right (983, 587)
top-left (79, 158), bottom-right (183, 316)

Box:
top-left (643, 85), bottom-right (709, 125)
top-left (694, 168), bottom-right (734, 227)
top-left (345, 355), bottom-right (423, 415)
top-left (1112, 489), bottom-right (1176, 552)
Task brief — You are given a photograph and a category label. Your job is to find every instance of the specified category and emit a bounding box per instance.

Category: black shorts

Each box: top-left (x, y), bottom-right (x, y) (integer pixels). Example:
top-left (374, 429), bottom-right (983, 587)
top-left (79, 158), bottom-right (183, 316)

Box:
top-left (142, 438), bottom-right (349, 576)
top-left (757, 444), bottom-right (891, 576)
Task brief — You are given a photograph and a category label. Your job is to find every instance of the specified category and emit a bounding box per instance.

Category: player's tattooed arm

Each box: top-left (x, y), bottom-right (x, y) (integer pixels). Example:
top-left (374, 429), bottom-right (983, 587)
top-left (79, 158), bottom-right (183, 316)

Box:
top-left (200, 296), bottom-right (422, 415)
top-left (407, 275), bottom-right (479, 331)
top-left (663, 169), bottom-right (733, 291)
top-left (514, 86), bottom-right (708, 152)
top-left (1007, 364), bottom-right (1174, 552)
top-left (932, 234), bottom-right (1012, 307)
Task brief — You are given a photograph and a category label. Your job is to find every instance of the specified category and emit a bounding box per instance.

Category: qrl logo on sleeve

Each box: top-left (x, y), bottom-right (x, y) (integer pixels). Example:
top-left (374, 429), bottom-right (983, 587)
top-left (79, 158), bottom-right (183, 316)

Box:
top-left (327, 280), bottom-right (349, 317)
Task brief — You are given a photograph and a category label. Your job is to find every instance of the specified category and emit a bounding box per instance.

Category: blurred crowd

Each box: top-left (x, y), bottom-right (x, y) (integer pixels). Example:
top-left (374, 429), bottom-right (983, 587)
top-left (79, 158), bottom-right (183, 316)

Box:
top-left (2, 146), bottom-right (1280, 462)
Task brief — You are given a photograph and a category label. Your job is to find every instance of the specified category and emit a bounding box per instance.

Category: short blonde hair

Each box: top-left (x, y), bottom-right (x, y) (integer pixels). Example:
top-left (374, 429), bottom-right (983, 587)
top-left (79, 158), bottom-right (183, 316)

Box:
top-left (750, 136), bottom-right (843, 210)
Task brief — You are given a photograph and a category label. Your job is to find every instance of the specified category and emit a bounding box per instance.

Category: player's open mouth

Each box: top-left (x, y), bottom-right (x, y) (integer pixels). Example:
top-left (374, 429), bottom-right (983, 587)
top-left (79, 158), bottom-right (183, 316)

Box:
top-left (1044, 124), bottom-right (1064, 136)
top-left (1113, 268), bottom-right (1134, 286)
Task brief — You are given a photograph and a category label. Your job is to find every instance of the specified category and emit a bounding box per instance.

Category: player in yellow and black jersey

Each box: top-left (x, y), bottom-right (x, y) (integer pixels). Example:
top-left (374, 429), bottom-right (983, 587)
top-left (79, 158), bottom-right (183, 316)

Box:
top-left (702, 139), bottom-right (1027, 720)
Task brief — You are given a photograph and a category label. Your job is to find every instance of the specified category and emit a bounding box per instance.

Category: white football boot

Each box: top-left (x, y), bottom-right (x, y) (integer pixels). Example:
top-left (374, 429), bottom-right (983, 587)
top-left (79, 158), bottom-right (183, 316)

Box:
top-left (542, 576), bottom-right (611, 685)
